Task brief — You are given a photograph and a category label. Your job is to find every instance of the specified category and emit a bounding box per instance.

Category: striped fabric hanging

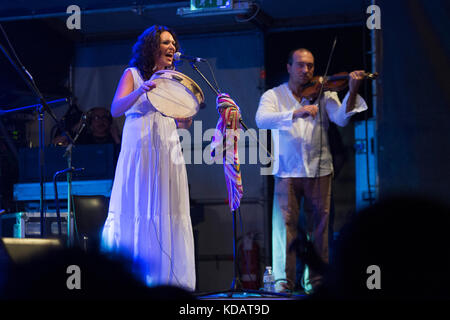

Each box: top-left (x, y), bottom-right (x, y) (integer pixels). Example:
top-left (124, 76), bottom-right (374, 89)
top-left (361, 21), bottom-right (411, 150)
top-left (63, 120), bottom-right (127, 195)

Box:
top-left (210, 93), bottom-right (244, 212)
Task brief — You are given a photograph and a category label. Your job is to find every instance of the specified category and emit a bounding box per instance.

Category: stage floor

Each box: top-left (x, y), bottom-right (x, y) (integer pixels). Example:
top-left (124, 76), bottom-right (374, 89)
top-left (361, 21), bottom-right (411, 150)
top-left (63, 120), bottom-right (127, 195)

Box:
top-left (196, 291), bottom-right (307, 300)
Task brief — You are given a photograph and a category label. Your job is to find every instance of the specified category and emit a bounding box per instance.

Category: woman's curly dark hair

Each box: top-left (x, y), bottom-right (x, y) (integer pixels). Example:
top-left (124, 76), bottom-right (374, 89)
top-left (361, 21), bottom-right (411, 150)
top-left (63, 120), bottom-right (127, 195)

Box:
top-left (129, 25), bottom-right (180, 80)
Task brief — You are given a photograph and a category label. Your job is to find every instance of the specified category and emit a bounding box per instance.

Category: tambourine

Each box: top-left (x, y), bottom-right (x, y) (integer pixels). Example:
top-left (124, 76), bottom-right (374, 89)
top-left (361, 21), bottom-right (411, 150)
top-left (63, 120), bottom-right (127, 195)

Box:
top-left (146, 69), bottom-right (204, 119)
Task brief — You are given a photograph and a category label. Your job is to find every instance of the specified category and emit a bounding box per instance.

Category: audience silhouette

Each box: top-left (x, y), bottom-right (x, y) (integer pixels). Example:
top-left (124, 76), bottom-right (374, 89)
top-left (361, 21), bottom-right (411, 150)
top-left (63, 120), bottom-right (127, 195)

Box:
top-left (0, 245), bottom-right (195, 300)
top-left (308, 195), bottom-right (450, 300)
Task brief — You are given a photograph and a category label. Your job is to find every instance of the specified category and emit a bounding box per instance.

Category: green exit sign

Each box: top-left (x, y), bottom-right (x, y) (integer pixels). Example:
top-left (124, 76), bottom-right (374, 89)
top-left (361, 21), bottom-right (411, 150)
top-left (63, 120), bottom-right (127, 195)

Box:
top-left (191, 0), bottom-right (233, 10)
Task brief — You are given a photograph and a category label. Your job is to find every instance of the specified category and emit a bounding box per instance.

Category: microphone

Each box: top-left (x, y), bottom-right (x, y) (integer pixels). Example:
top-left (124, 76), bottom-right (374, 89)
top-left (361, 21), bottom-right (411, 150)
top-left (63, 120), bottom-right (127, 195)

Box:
top-left (174, 52), bottom-right (206, 63)
top-left (72, 113), bottom-right (88, 144)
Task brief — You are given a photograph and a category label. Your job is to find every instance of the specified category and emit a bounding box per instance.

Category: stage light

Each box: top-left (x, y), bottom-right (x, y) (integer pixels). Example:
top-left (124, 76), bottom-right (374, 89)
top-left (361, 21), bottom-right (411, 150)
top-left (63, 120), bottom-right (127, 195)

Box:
top-left (177, 0), bottom-right (252, 18)
top-left (191, 0), bottom-right (233, 10)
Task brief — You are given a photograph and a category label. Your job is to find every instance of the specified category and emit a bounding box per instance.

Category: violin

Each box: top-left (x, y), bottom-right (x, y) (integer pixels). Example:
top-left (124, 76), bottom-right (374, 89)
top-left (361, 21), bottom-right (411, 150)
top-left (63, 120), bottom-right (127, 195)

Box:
top-left (300, 71), bottom-right (378, 101)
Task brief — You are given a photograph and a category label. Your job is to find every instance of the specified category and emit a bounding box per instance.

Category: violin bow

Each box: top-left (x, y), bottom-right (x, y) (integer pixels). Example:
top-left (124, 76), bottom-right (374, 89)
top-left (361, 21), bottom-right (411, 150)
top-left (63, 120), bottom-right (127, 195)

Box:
top-left (315, 36), bottom-right (338, 103)
top-left (314, 36), bottom-right (338, 183)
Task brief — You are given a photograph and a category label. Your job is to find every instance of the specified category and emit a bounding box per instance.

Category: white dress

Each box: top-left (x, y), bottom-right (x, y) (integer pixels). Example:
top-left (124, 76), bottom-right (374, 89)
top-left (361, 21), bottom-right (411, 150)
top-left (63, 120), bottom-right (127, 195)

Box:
top-left (101, 67), bottom-right (196, 291)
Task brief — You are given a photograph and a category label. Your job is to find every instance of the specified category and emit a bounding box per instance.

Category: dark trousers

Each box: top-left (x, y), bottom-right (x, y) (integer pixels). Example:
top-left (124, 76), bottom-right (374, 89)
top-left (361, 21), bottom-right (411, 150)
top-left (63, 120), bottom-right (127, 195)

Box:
top-left (272, 174), bottom-right (332, 290)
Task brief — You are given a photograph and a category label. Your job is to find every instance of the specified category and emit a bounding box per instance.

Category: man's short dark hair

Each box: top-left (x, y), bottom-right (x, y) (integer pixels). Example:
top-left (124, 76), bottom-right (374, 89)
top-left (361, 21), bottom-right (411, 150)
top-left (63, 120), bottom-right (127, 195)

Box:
top-left (287, 48), bottom-right (314, 65)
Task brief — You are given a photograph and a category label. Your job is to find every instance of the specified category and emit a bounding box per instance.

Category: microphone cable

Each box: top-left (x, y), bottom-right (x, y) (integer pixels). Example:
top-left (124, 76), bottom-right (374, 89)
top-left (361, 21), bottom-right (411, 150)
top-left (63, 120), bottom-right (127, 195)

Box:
top-left (205, 59), bottom-right (221, 95)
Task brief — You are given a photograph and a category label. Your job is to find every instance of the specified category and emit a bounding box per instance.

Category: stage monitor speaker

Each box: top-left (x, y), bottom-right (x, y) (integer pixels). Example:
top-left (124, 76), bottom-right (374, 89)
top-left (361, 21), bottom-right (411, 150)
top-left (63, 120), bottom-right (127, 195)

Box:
top-left (73, 195), bottom-right (109, 250)
top-left (73, 195), bottom-right (108, 236)
top-left (0, 238), bottom-right (63, 265)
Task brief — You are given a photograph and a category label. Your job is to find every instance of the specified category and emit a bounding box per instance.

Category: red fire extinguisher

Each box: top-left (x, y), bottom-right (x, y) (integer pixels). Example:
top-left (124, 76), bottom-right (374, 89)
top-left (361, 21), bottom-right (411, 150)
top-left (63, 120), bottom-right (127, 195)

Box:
top-left (239, 232), bottom-right (261, 290)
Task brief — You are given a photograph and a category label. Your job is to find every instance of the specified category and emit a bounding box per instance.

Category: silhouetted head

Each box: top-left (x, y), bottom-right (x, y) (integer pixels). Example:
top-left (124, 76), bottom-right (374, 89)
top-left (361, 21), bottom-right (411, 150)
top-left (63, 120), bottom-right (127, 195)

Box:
top-left (313, 195), bottom-right (450, 300)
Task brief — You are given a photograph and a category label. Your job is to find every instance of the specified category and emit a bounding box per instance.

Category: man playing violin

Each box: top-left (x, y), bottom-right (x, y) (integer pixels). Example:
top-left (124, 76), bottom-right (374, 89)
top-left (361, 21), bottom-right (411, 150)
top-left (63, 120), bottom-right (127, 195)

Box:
top-left (256, 48), bottom-right (368, 294)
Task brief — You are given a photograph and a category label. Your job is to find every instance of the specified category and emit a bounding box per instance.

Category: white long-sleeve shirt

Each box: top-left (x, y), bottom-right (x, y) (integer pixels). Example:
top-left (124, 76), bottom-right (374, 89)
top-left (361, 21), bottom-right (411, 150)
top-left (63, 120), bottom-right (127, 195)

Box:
top-left (256, 83), bottom-right (367, 177)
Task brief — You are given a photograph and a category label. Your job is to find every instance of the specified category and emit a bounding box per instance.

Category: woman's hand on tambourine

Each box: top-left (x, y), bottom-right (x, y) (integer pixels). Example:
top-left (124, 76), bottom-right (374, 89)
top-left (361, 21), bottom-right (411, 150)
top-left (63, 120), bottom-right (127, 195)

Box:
top-left (139, 80), bottom-right (156, 95)
top-left (175, 117), bottom-right (193, 129)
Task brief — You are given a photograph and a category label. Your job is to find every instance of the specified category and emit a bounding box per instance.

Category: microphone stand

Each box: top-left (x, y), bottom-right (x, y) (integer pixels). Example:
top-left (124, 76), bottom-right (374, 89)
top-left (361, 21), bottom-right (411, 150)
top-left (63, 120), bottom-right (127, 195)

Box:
top-left (62, 116), bottom-right (87, 247)
top-left (0, 41), bottom-right (74, 238)
top-left (0, 98), bottom-right (67, 116)
top-left (189, 62), bottom-right (273, 159)
top-left (53, 116), bottom-right (86, 244)
top-left (53, 167), bottom-right (84, 238)
top-left (189, 62), bottom-right (220, 96)
top-left (188, 62), bottom-right (287, 298)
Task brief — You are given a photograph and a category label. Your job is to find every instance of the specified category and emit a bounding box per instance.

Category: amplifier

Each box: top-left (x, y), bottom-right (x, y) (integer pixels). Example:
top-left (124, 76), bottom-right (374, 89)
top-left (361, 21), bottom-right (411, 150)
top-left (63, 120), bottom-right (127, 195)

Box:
top-left (1, 212), bottom-right (68, 238)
